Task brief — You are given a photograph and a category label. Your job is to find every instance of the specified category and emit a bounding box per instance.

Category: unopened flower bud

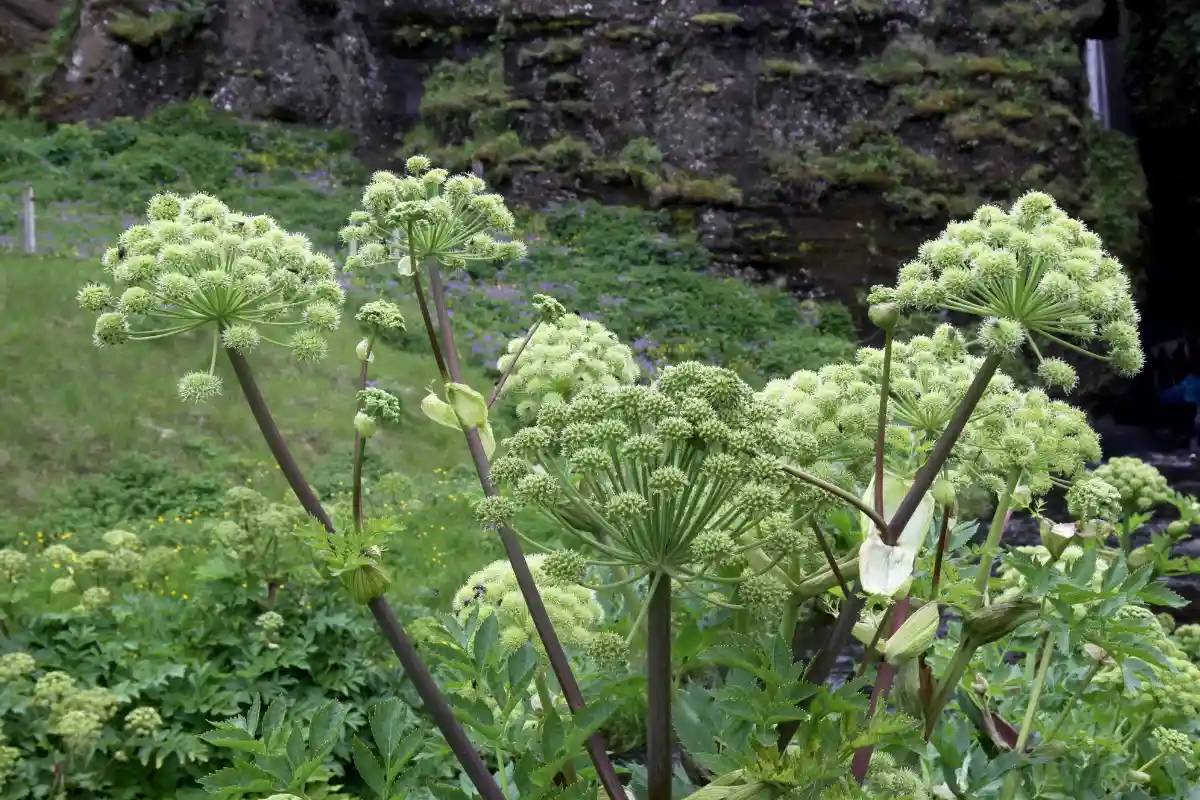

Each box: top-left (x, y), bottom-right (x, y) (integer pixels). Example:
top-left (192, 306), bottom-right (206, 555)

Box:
top-left (354, 411), bottom-right (378, 438)
top-left (932, 479), bottom-right (956, 509)
top-left (1042, 521), bottom-right (1076, 561)
top-left (1126, 770), bottom-right (1150, 786)
top-left (971, 674), bottom-right (989, 694)
top-left (340, 562), bottom-right (390, 604)
top-left (868, 303), bottom-right (900, 332)
top-left (883, 602), bottom-right (940, 664)
top-left (1083, 643), bottom-right (1110, 663)
top-left (962, 600), bottom-right (1040, 646)
top-left (356, 338), bottom-right (375, 362)
top-left (396, 256), bottom-right (414, 277)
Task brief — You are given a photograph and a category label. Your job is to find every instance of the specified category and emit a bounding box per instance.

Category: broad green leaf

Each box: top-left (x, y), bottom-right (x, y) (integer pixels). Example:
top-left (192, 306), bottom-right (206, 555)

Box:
top-left (474, 613), bottom-right (500, 671)
top-left (285, 722), bottom-right (306, 767)
top-left (309, 701), bottom-right (344, 755)
top-left (369, 698), bottom-right (407, 763)
top-left (261, 696), bottom-right (287, 742)
top-left (354, 735), bottom-right (387, 796)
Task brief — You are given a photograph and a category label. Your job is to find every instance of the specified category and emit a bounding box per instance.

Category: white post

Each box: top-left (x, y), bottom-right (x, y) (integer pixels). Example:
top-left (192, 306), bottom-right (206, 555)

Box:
top-left (21, 185), bottom-right (35, 254)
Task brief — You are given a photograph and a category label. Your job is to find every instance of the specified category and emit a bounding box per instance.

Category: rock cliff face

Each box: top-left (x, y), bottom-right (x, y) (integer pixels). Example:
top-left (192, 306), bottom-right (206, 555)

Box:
top-left (6, 0), bottom-right (1149, 303)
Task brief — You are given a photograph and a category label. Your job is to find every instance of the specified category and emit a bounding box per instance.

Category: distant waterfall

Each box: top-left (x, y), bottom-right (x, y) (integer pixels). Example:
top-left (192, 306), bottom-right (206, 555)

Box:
top-left (1086, 38), bottom-right (1111, 130)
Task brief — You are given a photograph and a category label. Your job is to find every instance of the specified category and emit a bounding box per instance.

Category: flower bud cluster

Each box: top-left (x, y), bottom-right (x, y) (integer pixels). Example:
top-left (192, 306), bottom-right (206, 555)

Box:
top-left (341, 158), bottom-right (527, 271)
top-left (28, 673), bottom-right (121, 753)
top-left (1085, 457), bottom-right (1173, 518)
top-left (1173, 623), bottom-right (1200, 663)
top-left (452, 554), bottom-right (609, 662)
top-left (496, 312), bottom-right (639, 419)
top-left (0, 548), bottom-right (28, 581)
top-left (956, 387), bottom-right (1100, 498)
top-left (866, 752), bottom-right (929, 800)
top-left (868, 192), bottom-right (1143, 381)
top-left (125, 706), bottom-right (164, 734)
top-left (85, 192), bottom-right (346, 402)
top-left (0, 652), bottom-right (36, 683)
top-left (1094, 608), bottom-right (1200, 723)
top-left (491, 362), bottom-right (808, 599)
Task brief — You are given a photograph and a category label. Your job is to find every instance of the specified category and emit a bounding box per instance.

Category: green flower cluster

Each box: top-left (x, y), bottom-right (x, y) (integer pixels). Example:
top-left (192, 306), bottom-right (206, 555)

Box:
top-left (866, 752), bottom-right (929, 800)
top-left (0, 652), bottom-right (36, 683)
top-left (487, 362), bottom-right (811, 606)
top-left (82, 192), bottom-right (346, 402)
top-left (868, 191), bottom-right (1143, 383)
top-left (761, 324), bottom-right (1099, 500)
top-left (1085, 457), bottom-right (1173, 518)
top-left (0, 548), bottom-right (28, 581)
top-left (1094, 609), bottom-right (1200, 723)
top-left (27, 670), bottom-right (121, 753)
top-left (0, 732), bottom-right (20, 791)
top-left (956, 387), bottom-right (1099, 499)
top-left (340, 156), bottom-right (527, 270)
top-left (496, 312), bottom-right (640, 419)
top-left (452, 554), bottom-right (612, 663)
top-left (1173, 623), bottom-right (1200, 663)
top-left (124, 706), bottom-right (164, 735)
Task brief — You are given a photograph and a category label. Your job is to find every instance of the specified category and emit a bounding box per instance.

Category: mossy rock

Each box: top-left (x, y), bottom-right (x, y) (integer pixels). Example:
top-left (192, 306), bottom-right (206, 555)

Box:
top-left (516, 37), bottom-right (585, 67)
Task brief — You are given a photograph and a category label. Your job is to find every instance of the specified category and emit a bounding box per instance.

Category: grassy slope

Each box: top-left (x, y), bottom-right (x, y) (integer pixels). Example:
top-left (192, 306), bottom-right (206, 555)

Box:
top-left (0, 253), bottom-right (480, 513)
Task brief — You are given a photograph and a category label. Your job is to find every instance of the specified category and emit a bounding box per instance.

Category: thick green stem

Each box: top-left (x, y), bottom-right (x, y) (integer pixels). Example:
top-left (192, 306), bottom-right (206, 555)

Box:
top-left (646, 571), bottom-right (673, 800)
top-left (224, 350), bottom-right (505, 800)
top-left (1043, 661), bottom-right (1100, 744)
top-left (972, 471), bottom-right (1021, 606)
top-left (1000, 630), bottom-right (1058, 800)
top-left (351, 333), bottom-right (376, 532)
top-left (422, 260), bottom-right (625, 800)
top-left (780, 601), bottom-right (799, 643)
top-left (874, 328), bottom-right (894, 539)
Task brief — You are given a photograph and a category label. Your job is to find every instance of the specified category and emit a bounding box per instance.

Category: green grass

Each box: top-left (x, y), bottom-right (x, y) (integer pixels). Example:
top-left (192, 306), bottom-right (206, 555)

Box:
top-left (0, 255), bottom-right (479, 511)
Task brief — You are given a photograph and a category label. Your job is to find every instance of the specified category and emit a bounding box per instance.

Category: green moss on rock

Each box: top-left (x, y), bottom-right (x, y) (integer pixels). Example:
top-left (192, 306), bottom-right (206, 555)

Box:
top-left (690, 13), bottom-right (744, 29)
top-left (107, 1), bottom-right (212, 53)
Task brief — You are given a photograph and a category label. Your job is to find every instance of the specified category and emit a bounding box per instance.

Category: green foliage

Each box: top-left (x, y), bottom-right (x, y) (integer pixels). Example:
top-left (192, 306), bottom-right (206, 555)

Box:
top-left (366, 201), bottom-right (855, 386)
top-left (107, 1), bottom-right (214, 54)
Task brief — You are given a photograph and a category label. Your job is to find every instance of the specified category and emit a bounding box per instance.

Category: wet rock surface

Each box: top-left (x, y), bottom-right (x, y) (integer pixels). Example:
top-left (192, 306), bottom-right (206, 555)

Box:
top-left (0, 0), bottom-right (1147, 307)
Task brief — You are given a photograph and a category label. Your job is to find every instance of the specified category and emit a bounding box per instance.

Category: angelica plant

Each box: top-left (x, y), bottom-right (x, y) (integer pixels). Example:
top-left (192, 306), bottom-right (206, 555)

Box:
top-left (341, 157), bottom-right (625, 797)
top-left (84, 190), bottom-right (509, 799)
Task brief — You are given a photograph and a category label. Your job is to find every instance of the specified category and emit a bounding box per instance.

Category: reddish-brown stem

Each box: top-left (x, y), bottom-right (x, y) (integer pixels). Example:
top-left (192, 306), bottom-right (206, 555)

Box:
top-left (850, 596), bottom-right (911, 782)
top-left (225, 349), bottom-right (505, 800)
top-left (930, 506), bottom-right (953, 598)
top-left (645, 573), bottom-right (673, 800)
top-left (811, 522), bottom-right (850, 598)
top-left (411, 269), bottom-right (450, 383)
top-left (422, 261), bottom-right (626, 799)
top-left (489, 320), bottom-right (540, 407)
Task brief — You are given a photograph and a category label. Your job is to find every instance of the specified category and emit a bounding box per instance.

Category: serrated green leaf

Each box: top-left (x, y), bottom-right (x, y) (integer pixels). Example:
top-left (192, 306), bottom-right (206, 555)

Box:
top-left (354, 735), bottom-right (387, 797)
top-left (309, 701), bottom-right (344, 755)
top-left (198, 729), bottom-right (266, 755)
top-left (1140, 581), bottom-right (1188, 608)
top-left (262, 696), bottom-right (287, 742)
top-left (507, 644), bottom-right (538, 691)
top-left (286, 722), bottom-right (306, 767)
top-left (541, 704), bottom-right (565, 760)
top-left (198, 758), bottom-right (279, 793)
top-left (370, 698), bottom-right (407, 763)
top-left (246, 694), bottom-right (262, 735)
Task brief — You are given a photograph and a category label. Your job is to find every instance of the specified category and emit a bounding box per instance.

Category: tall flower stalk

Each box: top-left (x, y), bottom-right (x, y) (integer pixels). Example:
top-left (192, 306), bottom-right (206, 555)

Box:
top-left (341, 160), bottom-right (625, 797)
top-left (80, 190), bottom-right (508, 799)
